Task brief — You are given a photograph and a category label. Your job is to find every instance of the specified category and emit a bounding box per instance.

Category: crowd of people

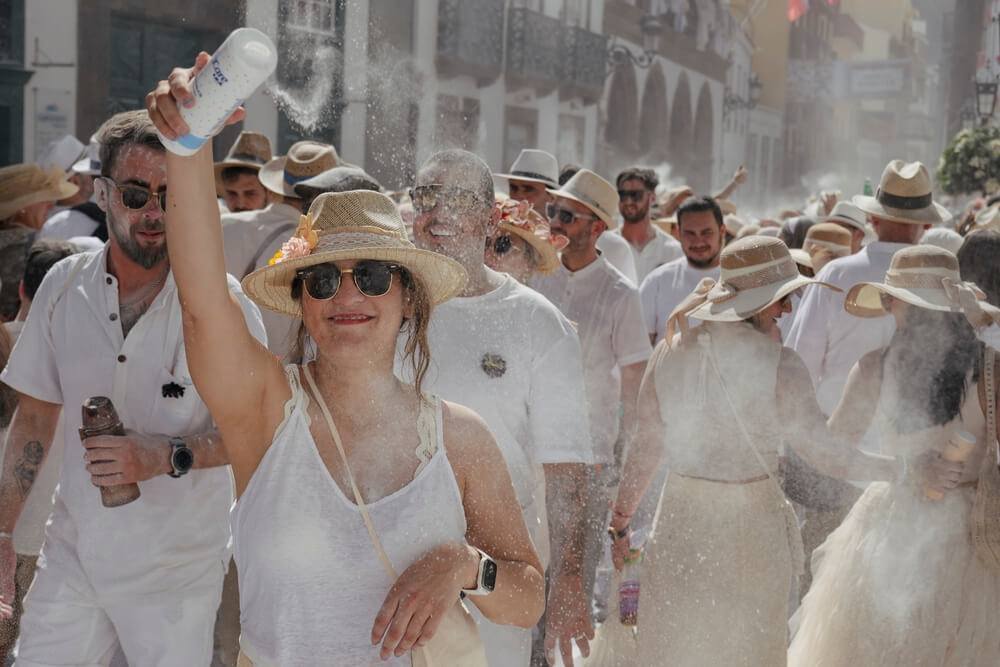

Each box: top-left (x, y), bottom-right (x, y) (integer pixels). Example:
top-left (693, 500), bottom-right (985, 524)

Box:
top-left (1, 51), bottom-right (1000, 667)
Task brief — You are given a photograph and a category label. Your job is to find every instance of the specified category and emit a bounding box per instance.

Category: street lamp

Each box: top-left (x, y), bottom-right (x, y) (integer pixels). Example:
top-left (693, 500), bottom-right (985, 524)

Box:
top-left (606, 14), bottom-right (663, 71)
top-left (724, 73), bottom-right (764, 112)
top-left (976, 75), bottom-right (998, 122)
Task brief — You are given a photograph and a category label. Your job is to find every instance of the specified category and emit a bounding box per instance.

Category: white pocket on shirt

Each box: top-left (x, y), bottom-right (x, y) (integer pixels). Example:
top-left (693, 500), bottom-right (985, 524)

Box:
top-left (147, 364), bottom-right (206, 436)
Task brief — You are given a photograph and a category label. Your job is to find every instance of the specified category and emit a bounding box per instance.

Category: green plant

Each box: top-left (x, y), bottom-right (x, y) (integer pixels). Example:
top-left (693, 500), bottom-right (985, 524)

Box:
top-left (938, 125), bottom-right (1000, 195)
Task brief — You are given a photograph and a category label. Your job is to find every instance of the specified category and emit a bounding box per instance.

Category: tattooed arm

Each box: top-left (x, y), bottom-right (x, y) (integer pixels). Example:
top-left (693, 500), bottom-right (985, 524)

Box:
top-left (0, 393), bottom-right (60, 616)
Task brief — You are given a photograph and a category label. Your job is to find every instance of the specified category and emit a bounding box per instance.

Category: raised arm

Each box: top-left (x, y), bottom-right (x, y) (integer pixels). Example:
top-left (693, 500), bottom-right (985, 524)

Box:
top-left (146, 55), bottom-right (287, 486)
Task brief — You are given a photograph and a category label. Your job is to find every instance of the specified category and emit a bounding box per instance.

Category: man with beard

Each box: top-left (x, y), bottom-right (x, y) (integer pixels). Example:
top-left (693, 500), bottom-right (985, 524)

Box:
top-left (0, 109), bottom-right (265, 665)
top-left (403, 149), bottom-right (595, 667)
top-left (639, 196), bottom-right (726, 345)
top-left (612, 167), bottom-right (682, 282)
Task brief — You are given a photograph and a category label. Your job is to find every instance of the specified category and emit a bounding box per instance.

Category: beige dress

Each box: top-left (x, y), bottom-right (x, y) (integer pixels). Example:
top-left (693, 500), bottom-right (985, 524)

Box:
top-left (636, 321), bottom-right (803, 667)
top-left (788, 352), bottom-right (1000, 666)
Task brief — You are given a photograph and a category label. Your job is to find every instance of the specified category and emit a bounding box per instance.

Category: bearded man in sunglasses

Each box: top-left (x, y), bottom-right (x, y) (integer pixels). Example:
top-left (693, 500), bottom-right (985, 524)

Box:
top-left (405, 149), bottom-right (596, 667)
top-left (613, 167), bottom-right (682, 282)
top-left (0, 109), bottom-right (266, 666)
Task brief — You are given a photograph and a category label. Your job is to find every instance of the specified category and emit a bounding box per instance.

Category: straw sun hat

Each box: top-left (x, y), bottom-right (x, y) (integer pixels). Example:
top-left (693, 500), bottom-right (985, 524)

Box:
top-left (0, 163), bottom-right (79, 221)
top-left (257, 140), bottom-right (341, 198)
top-left (853, 160), bottom-right (951, 226)
top-left (494, 195), bottom-right (567, 274)
top-left (213, 131), bottom-right (273, 195)
top-left (682, 236), bottom-right (840, 324)
top-left (547, 168), bottom-right (620, 230)
top-left (844, 245), bottom-right (1000, 321)
top-left (241, 190), bottom-right (467, 318)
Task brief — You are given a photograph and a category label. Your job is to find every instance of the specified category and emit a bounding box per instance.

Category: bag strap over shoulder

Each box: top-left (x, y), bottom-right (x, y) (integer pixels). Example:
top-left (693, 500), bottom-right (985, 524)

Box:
top-left (983, 347), bottom-right (997, 479)
top-left (301, 364), bottom-right (400, 581)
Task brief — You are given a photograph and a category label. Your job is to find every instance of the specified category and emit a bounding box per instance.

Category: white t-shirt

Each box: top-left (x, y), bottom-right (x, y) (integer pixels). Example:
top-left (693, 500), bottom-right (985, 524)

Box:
top-left (639, 257), bottom-right (720, 344)
top-left (595, 231), bottom-right (638, 285)
top-left (531, 257), bottom-right (651, 463)
top-left (39, 207), bottom-right (100, 241)
top-left (222, 202), bottom-right (302, 360)
top-left (613, 224), bottom-right (683, 282)
top-left (1, 248), bottom-right (266, 599)
top-left (395, 274), bottom-right (593, 511)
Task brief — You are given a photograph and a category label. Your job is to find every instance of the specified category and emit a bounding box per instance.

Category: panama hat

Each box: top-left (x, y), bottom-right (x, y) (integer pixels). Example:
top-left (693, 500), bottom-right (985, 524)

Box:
top-left (845, 245), bottom-right (1000, 320)
top-left (789, 248), bottom-right (812, 269)
top-left (822, 200), bottom-right (867, 233)
top-left (547, 168), bottom-right (619, 230)
top-left (242, 190), bottom-right (467, 317)
top-left (71, 134), bottom-right (101, 176)
top-left (258, 141), bottom-right (340, 198)
top-left (684, 236), bottom-right (840, 323)
top-left (37, 135), bottom-right (86, 173)
top-left (803, 223), bottom-right (852, 255)
top-left (293, 166), bottom-right (383, 200)
top-left (0, 163), bottom-right (79, 220)
top-left (494, 195), bottom-right (567, 274)
top-left (853, 160), bottom-right (951, 225)
top-left (214, 132), bottom-right (273, 195)
top-left (495, 149), bottom-right (559, 189)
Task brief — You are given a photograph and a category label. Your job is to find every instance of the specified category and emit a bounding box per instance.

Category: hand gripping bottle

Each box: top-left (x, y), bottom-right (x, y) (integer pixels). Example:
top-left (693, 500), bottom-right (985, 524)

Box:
top-left (924, 429), bottom-right (976, 500)
top-left (79, 397), bottom-right (141, 507)
top-left (157, 27), bottom-right (278, 156)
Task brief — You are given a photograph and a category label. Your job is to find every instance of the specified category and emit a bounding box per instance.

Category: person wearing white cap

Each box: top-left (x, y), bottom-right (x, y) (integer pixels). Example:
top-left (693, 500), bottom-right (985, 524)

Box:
top-left (39, 134), bottom-right (106, 251)
top-left (610, 236), bottom-right (930, 667)
top-left (409, 149), bottom-right (594, 667)
top-left (37, 134), bottom-right (93, 214)
top-left (613, 167), bottom-right (682, 282)
top-left (821, 200), bottom-right (867, 254)
top-left (533, 168), bottom-right (652, 626)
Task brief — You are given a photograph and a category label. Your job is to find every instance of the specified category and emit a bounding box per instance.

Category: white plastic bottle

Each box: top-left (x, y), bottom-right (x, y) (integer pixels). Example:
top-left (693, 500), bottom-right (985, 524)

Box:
top-left (158, 27), bottom-right (278, 156)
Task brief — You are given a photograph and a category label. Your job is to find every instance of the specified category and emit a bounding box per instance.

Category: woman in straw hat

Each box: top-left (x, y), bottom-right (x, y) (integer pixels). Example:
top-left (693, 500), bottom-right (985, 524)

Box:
top-left (789, 243), bottom-right (1000, 665)
top-left (147, 63), bottom-right (543, 665)
top-left (607, 236), bottom-right (945, 666)
top-left (484, 195), bottom-right (567, 283)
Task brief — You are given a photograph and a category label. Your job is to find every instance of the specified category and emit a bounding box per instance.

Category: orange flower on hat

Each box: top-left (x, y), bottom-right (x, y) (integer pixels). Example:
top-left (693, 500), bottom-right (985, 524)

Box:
top-left (270, 213), bottom-right (319, 265)
top-left (495, 198), bottom-right (568, 251)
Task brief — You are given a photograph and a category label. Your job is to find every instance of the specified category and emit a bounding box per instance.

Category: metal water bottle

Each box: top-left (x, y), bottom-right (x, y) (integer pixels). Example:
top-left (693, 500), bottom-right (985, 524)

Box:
top-left (79, 397), bottom-right (141, 507)
top-left (156, 27), bottom-right (278, 156)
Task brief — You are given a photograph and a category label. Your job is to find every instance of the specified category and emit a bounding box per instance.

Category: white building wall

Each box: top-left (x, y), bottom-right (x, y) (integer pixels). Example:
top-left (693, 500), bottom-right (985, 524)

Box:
top-left (339, 0), bottom-right (369, 164)
top-left (23, 0), bottom-right (78, 162)
top-left (243, 0), bottom-right (280, 145)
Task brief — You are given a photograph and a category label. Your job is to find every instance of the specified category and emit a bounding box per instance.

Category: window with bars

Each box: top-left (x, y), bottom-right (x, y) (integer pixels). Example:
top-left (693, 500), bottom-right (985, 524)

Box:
top-left (0, 0), bottom-right (13, 62)
top-left (285, 0), bottom-right (335, 34)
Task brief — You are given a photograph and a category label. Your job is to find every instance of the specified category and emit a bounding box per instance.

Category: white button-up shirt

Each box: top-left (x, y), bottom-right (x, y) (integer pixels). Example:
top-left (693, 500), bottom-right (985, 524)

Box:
top-left (532, 257), bottom-right (652, 464)
top-left (639, 257), bottom-right (721, 344)
top-left (1, 247), bottom-right (266, 601)
top-left (612, 225), bottom-right (683, 283)
top-left (784, 241), bottom-right (911, 416)
top-left (595, 231), bottom-right (638, 285)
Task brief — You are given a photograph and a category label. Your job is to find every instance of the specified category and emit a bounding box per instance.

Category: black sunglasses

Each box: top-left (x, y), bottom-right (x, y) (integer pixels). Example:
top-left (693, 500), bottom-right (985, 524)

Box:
top-left (102, 177), bottom-right (167, 212)
top-left (295, 261), bottom-right (402, 300)
top-left (409, 184), bottom-right (485, 214)
top-left (485, 234), bottom-right (517, 255)
top-left (617, 189), bottom-right (648, 203)
top-left (545, 202), bottom-right (599, 225)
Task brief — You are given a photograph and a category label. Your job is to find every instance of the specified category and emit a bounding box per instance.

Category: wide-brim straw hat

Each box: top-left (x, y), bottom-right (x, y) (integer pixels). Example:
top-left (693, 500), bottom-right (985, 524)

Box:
top-left (258, 140), bottom-right (341, 198)
top-left (686, 236), bottom-right (840, 322)
top-left (494, 149), bottom-right (559, 189)
top-left (845, 245), bottom-right (1000, 320)
top-left (803, 222), bottom-right (852, 255)
top-left (494, 195), bottom-right (566, 275)
top-left (853, 160), bottom-right (951, 225)
top-left (789, 248), bottom-right (812, 269)
top-left (822, 200), bottom-right (867, 233)
top-left (293, 166), bottom-right (383, 199)
top-left (242, 190), bottom-right (467, 317)
top-left (547, 168), bottom-right (619, 230)
top-left (0, 163), bottom-right (79, 220)
top-left (214, 131), bottom-right (273, 195)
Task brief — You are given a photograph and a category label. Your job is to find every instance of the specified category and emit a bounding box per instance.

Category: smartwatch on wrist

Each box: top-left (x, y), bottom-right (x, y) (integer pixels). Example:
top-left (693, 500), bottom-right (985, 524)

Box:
top-left (168, 437), bottom-right (194, 478)
top-left (463, 548), bottom-right (497, 597)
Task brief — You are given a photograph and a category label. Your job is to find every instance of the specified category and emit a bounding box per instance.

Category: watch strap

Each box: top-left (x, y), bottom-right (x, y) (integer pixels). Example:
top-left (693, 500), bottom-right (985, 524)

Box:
top-left (168, 437), bottom-right (191, 478)
top-left (464, 547), bottom-right (495, 596)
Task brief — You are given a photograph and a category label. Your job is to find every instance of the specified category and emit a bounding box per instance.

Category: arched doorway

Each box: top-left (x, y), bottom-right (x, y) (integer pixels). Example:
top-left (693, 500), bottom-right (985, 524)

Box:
top-left (692, 83), bottom-right (715, 193)
top-left (668, 73), bottom-right (693, 185)
top-left (605, 64), bottom-right (639, 155)
top-left (638, 64), bottom-right (669, 163)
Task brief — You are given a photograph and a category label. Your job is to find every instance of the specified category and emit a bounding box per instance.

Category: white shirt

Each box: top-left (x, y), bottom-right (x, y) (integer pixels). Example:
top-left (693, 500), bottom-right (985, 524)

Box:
top-left (639, 257), bottom-right (721, 344)
top-left (595, 231), bottom-right (638, 285)
top-left (531, 257), bottom-right (651, 464)
top-left (1, 247), bottom-right (266, 600)
top-left (396, 275), bottom-right (593, 510)
top-left (784, 241), bottom-right (911, 415)
top-left (39, 207), bottom-right (100, 241)
top-left (222, 202), bottom-right (302, 360)
top-left (612, 224), bottom-right (683, 282)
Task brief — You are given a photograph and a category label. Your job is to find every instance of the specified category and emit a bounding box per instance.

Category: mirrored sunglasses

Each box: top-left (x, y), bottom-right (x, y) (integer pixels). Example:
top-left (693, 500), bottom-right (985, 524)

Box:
top-left (409, 185), bottom-right (485, 214)
top-left (103, 178), bottom-right (167, 211)
top-left (295, 261), bottom-right (401, 300)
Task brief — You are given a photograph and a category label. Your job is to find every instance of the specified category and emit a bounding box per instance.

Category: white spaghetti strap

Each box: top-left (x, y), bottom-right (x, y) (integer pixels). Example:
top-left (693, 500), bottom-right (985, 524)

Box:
top-left (301, 364), bottom-right (400, 580)
top-left (413, 395), bottom-right (439, 479)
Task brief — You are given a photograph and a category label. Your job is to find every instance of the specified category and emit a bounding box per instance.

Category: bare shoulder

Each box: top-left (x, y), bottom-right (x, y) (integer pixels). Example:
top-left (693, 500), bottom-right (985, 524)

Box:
top-left (857, 348), bottom-right (884, 377)
top-left (440, 400), bottom-right (497, 454)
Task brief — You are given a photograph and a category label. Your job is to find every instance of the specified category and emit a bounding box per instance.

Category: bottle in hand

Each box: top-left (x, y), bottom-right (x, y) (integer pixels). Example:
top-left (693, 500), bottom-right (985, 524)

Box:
top-left (619, 548), bottom-right (642, 626)
top-left (79, 397), bottom-right (141, 507)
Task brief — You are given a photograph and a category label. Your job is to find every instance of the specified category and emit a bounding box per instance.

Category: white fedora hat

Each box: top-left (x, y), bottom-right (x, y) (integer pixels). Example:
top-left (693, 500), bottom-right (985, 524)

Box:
top-left (71, 134), bottom-right (101, 176)
top-left (853, 160), bottom-right (951, 226)
top-left (37, 135), bottom-right (86, 173)
top-left (547, 168), bottom-right (619, 230)
top-left (822, 200), bottom-right (867, 233)
top-left (258, 141), bottom-right (341, 198)
top-left (495, 149), bottom-right (559, 189)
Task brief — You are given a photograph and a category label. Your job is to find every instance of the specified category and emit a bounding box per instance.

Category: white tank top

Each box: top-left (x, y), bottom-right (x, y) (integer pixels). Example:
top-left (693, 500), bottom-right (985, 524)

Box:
top-left (232, 366), bottom-right (468, 666)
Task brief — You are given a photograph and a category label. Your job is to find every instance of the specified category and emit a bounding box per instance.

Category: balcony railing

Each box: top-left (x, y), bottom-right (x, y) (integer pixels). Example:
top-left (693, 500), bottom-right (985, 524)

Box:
top-left (506, 7), bottom-right (563, 94)
top-left (559, 25), bottom-right (607, 103)
top-left (436, 0), bottom-right (504, 83)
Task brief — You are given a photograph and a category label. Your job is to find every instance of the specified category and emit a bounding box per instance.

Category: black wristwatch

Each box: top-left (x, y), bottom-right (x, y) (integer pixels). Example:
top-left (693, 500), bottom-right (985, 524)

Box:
top-left (168, 437), bottom-right (194, 478)
top-left (463, 548), bottom-right (497, 597)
